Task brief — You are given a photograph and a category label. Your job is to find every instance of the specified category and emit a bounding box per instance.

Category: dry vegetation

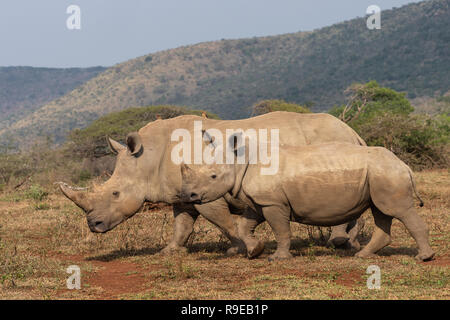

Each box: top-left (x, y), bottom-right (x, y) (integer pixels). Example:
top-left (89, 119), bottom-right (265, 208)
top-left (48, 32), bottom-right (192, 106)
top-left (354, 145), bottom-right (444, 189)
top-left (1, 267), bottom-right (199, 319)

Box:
top-left (0, 170), bottom-right (448, 300)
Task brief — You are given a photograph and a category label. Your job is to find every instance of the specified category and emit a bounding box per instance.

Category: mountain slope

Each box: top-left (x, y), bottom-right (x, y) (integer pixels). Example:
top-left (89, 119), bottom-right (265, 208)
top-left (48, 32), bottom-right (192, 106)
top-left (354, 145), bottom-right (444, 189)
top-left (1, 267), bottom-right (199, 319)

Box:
top-left (2, 0), bottom-right (449, 145)
top-left (0, 66), bottom-right (106, 131)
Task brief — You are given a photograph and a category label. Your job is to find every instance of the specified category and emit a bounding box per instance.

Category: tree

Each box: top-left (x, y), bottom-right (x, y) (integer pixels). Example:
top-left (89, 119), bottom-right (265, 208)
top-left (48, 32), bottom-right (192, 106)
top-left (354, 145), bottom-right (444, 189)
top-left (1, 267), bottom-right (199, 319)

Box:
top-left (329, 81), bottom-right (413, 124)
top-left (329, 81), bottom-right (448, 169)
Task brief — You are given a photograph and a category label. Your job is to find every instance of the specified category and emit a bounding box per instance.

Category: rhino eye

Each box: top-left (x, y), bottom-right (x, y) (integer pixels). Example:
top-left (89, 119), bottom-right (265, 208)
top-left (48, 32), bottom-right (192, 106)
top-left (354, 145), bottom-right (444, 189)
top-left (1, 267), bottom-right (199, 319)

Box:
top-left (211, 174), bottom-right (217, 179)
top-left (112, 191), bottom-right (120, 197)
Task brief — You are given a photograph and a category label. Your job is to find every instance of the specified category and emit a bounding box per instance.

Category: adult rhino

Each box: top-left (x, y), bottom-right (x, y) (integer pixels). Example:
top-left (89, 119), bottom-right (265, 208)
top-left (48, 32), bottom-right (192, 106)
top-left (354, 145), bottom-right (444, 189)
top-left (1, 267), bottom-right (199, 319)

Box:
top-left (180, 137), bottom-right (435, 262)
top-left (60, 112), bottom-right (366, 254)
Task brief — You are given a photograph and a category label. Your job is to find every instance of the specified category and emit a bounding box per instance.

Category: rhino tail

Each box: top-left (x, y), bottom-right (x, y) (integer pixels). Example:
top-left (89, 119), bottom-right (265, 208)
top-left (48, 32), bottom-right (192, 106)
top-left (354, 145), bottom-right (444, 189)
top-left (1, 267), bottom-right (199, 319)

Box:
top-left (408, 168), bottom-right (424, 207)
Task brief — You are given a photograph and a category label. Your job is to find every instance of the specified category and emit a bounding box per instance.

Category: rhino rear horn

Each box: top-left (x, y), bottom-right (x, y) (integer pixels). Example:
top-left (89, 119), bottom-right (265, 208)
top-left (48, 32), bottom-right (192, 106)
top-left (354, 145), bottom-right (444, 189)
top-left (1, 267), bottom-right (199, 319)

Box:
top-left (180, 163), bottom-right (189, 176)
top-left (180, 163), bottom-right (195, 179)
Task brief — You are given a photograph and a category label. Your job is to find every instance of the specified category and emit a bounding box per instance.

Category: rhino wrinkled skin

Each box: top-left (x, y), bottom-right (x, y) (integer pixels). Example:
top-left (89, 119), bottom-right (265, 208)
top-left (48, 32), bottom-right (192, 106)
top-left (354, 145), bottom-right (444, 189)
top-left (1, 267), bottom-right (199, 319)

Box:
top-left (61, 112), bottom-right (369, 255)
top-left (180, 138), bottom-right (435, 262)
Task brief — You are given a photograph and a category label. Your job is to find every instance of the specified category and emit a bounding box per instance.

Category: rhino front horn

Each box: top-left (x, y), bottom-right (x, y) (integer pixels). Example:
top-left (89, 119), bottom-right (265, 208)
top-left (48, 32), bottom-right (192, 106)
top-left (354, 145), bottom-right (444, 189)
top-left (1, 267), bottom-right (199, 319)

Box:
top-left (59, 184), bottom-right (92, 212)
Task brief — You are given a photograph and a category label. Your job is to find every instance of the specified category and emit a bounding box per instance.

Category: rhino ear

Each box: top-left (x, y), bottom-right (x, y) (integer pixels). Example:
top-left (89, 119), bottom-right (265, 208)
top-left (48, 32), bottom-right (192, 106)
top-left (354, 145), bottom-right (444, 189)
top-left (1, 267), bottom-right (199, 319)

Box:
top-left (228, 132), bottom-right (242, 153)
top-left (202, 130), bottom-right (215, 147)
top-left (126, 132), bottom-right (143, 156)
top-left (107, 136), bottom-right (126, 154)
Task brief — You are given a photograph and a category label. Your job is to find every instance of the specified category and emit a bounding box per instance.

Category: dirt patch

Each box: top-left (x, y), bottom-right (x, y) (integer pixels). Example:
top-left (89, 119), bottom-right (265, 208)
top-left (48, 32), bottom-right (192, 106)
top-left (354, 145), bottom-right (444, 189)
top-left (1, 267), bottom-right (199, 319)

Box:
top-left (86, 259), bottom-right (147, 299)
top-left (335, 270), bottom-right (363, 288)
top-left (279, 267), bottom-right (311, 279)
top-left (327, 292), bottom-right (344, 299)
top-left (53, 253), bottom-right (150, 299)
top-left (421, 255), bottom-right (450, 267)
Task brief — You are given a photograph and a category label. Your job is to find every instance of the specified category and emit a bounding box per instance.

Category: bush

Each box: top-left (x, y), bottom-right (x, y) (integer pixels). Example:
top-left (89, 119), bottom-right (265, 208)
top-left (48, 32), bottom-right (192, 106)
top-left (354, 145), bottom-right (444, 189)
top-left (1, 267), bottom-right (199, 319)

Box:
top-left (330, 81), bottom-right (449, 170)
top-left (329, 81), bottom-right (413, 124)
top-left (78, 170), bottom-right (92, 182)
top-left (34, 202), bottom-right (51, 210)
top-left (251, 100), bottom-right (311, 116)
top-left (356, 113), bottom-right (449, 170)
top-left (25, 185), bottom-right (48, 201)
top-left (0, 140), bottom-right (55, 189)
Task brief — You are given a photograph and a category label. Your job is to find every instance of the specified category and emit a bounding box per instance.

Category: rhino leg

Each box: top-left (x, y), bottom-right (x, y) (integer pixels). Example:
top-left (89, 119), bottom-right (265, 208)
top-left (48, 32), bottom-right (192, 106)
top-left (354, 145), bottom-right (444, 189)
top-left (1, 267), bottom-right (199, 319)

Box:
top-left (347, 216), bottom-right (365, 251)
top-left (194, 197), bottom-right (246, 256)
top-left (160, 203), bottom-right (199, 255)
top-left (396, 210), bottom-right (435, 261)
top-left (327, 223), bottom-right (350, 248)
top-left (363, 164), bottom-right (434, 261)
top-left (237, 209), bottom-right (265, 259)
top-left (355, 206), bottom-right (392, 258)
top-left (328, 216), bottom-right (365, 250)
top-left (262, 205), bottom-right (293, 261)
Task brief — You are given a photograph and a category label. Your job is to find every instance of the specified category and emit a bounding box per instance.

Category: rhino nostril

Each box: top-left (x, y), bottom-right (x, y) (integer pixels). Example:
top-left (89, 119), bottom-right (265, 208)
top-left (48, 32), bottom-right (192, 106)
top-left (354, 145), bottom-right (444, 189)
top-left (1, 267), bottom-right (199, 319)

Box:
top-left (190, 193), bottom-right (198, 199)
top-left (95, 221), bottom-right (103, 226)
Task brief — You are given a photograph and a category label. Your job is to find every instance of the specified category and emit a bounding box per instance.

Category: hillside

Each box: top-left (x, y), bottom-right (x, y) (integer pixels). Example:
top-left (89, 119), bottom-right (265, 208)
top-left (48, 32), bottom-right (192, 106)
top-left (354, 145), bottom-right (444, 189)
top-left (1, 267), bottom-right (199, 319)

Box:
top-left (2, 0), bottom-right (449, 145)
top-left (0, 66), bottom-right (106, 131)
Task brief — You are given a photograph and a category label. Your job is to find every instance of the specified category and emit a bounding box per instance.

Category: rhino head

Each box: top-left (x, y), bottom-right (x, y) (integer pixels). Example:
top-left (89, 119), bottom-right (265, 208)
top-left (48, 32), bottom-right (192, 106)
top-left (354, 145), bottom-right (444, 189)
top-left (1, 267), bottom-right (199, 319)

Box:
top-left (60, 133), bottom-right (148, 233)
top-left (180, 163), bottom-right (235, 204)
top-left (180, 131), bottom-right (240, 204)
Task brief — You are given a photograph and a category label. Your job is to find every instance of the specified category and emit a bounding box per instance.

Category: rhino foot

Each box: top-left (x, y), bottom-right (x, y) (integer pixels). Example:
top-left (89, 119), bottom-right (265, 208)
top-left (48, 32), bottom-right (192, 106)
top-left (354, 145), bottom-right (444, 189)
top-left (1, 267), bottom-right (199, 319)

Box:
top-left (354, 250), bottom-right (377, 259)
top-left (226, 244), bottom-right (247, 256)
top-left (415, 250), bottom-right (435, 262)
top-left (268, 251), bottom-right (293, 262)
top-left (247, 241), bottom-right (265, 259)
top-left (348, 239), bottom-right (361, 251)
top-left (159, 244), bottom-right (188, 256)
top-left (327, 236), bottom-right (350, 248)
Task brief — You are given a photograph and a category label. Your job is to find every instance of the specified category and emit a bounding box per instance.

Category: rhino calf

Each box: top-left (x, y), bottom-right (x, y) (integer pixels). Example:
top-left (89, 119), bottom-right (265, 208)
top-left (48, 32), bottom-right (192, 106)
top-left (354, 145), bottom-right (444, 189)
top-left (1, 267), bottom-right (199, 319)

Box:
top-left (180, 138), bottom-right (435, 262)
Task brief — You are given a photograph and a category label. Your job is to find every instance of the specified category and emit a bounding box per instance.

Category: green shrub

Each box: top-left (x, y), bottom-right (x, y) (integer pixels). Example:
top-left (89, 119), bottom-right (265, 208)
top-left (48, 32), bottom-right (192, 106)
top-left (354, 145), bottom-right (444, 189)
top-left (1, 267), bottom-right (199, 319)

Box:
top-left (330, 81), bottom-right (449, 170)
top-left (356, 113), bottom-right (448, 170)
top-left (25, 185), bottom-right (48, 201)
top-left (329, 81), bottom-right (413, 124)
top-left (251, 100), bottom-right (311, 116)
top-left (78, 170), bottom-right (92, 182)
top-left (34, 202), bottom-right (51, 210)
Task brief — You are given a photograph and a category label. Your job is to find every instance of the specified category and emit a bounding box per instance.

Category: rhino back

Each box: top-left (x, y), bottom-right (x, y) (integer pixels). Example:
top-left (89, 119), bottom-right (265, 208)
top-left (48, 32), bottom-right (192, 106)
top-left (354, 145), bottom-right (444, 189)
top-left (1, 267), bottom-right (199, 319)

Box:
top-left (135, 113), bottom-right (366, 203)
top-left (243, 143), bottom-right (371, 225)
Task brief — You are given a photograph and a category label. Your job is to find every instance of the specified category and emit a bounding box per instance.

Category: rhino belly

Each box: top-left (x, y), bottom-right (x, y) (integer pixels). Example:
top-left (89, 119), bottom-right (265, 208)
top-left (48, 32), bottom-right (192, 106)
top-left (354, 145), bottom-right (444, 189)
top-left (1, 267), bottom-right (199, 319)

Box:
top-left (284, 168), bottom-right (370, 226)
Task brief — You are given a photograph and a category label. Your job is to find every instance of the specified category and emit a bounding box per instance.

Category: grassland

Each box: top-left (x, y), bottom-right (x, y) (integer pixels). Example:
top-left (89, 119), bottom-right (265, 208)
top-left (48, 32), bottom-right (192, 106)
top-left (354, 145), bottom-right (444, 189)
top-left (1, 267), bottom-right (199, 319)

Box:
top-left (0, 170), bottom-right (448, 300)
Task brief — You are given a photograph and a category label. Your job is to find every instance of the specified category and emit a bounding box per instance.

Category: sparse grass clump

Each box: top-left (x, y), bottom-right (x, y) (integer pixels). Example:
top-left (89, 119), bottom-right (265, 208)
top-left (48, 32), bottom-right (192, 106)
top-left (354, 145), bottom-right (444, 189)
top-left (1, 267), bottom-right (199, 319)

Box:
top-left (25, 184), bottom-right (48, 201)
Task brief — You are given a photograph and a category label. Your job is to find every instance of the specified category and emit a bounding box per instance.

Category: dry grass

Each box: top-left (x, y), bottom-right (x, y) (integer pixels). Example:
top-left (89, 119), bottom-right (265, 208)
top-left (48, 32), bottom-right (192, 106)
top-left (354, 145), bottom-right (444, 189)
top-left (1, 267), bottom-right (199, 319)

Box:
top-left (0, 170), bottom-right (448, 300)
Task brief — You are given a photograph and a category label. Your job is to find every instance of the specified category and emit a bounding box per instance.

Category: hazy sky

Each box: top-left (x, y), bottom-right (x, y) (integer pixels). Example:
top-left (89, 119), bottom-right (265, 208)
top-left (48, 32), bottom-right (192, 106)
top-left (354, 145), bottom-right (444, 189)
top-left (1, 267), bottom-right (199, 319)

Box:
top-left (0, 0), bottom-right (422, 68)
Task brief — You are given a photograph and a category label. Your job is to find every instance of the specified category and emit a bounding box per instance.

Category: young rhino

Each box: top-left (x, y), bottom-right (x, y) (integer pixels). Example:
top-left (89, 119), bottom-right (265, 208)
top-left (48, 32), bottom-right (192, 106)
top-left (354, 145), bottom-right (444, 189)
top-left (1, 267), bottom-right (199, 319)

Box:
top-left (180, 134), bottom-right (435, 262)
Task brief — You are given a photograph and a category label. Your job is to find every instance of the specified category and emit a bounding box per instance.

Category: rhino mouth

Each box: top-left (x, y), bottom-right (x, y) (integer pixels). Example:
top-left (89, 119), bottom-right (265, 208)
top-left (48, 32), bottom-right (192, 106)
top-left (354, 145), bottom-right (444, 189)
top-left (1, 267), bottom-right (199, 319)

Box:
top-left (180, 191), bottom-right (203, 204)
top-left (88, 220), bottom-right (109, 233)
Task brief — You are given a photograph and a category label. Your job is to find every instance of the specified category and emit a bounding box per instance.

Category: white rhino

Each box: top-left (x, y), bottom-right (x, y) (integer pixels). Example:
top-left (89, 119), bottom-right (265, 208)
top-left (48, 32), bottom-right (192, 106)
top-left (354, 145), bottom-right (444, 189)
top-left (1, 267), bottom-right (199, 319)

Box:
top-left (180, 133), bottom-right (435, 262)
top-left (60, 112), bottom-right (368, 254)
